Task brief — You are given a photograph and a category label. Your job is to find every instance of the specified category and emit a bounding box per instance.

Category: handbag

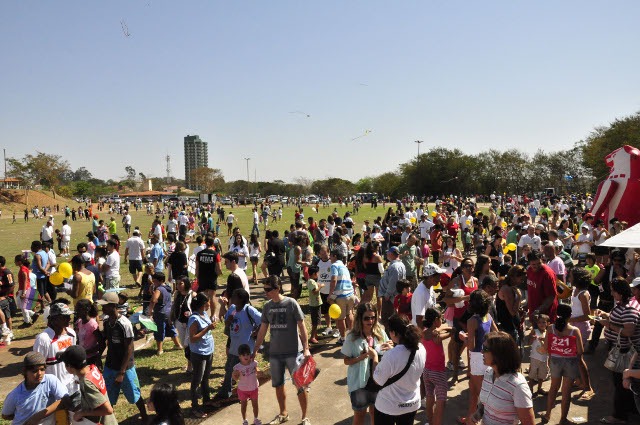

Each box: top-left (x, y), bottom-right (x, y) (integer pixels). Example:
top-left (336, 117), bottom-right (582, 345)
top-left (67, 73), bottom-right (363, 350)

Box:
top-left (365, 349), bottom-right (416, 393)
top-left (604, 329), bottom-right (637, 373)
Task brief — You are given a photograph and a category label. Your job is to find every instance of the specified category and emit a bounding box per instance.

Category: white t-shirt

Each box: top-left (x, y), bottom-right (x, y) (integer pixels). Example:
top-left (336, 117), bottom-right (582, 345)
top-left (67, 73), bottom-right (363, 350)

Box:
top-left (166, 218), bottom-right (178, 233)
top-left (374, 344), bottom-right (426, 416)
top-left (154, 224), bottom-right (163, 243)
top-left (41, 225), bottom-right (53, 241)
top-left (105, 251), bottom-right (120, 278)
top-left (232, 245), bottom-right (250, 270)
top-left (33, 327), bottom-right (78, 391)
top-left (518, 234), bottom-right (541, 252)
top-left (61, 224), bottom-right (71, 241)
top-left (253, 211), bottom-right (259, 224)
top-left (317, 259), bottom-right (332, 295)
top-left (577, 234), bottom-right (592, 254)
top-left (419, 220), bottom-right (434, 240)
top-left (232, 268), bottom-right (251, 294)
top-left (227, 214), bottom-right (235, 224)
top-left (124, 214), bottom-right (132, 225)
top-left (411, 284), bottom-right (436, 326)
top-left (125, 236), bottom-right (145, 261)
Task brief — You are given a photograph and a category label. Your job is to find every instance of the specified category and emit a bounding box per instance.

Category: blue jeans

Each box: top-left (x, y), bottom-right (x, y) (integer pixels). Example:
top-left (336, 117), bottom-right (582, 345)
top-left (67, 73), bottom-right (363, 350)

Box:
top-left (219, 353), bottom-right (240, 398)
top-left (251, 223), bottom-right (260, 237)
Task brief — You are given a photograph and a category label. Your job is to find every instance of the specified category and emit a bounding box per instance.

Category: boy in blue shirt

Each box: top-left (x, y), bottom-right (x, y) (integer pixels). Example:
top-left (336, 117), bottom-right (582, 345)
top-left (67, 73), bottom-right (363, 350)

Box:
top-left (2, 351), bottom-right (69, 425)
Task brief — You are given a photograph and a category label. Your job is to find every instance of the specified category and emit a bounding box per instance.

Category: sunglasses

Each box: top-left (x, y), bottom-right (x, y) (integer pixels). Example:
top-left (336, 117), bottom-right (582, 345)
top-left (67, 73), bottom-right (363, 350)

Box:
top-left (363, 316), bottom-right (376, 321)
top-left (263, 287), bottom-right (276, 292)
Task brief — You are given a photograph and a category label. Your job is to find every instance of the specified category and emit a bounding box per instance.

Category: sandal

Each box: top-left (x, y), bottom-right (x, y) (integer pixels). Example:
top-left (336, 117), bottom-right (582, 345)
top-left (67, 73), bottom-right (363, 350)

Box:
top-left (578, 390), bottom-right (595, 401)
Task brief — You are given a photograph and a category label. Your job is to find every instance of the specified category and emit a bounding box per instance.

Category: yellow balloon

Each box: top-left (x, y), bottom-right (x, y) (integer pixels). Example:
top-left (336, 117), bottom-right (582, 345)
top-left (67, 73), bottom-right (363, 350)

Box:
top-left (501, 221), bottom-right (508, 228)
top-left (503, 247), bottom-right (510, 255)
top-left (507, 243), bottom-right (517, 251)
top-left (329, 303), bottom-right (342, 320)
top-left (465, 220), bottom-right (471, 225)
top-left (58, 262), bottom-right (73, 279)
top-left (410, 217), bottom-right (416, 224)
top-left (49, 272), bottom-right (64, 286)
top-left (431, 211), bottom-right (437, 218)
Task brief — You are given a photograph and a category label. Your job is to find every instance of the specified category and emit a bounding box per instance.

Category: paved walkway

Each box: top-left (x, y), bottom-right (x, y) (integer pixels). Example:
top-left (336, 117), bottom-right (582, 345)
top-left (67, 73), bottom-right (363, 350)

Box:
top-left (203, 334), bottom-right (630, 425)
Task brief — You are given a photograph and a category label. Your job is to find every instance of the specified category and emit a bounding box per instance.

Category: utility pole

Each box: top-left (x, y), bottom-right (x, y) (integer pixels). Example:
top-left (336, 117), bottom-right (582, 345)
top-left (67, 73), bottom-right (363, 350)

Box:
top-left (414, 140), bottom-right (424, 160)
top-left (244, 158), bottom-right (250, 195)
top-left (3, 148), bottom-right (6, 189)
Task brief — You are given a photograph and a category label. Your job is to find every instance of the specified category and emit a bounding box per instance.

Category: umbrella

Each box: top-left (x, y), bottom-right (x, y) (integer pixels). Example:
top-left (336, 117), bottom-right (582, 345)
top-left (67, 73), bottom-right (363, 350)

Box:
top-left (601, 222), bottom-right (640, 248)
top-left (129, 313), bottom-right (157, 332)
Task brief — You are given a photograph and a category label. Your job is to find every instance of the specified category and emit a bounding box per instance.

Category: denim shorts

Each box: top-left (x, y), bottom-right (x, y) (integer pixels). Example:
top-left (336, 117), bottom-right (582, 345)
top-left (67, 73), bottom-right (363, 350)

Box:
top-left (350, 387), bottom-right (377, 411)
top-left (103, 366), bottom-right (141, 405)
top-left (550, 356), bottom-right (579, 380)
top-left (269, 353), bottom-right (302, 387)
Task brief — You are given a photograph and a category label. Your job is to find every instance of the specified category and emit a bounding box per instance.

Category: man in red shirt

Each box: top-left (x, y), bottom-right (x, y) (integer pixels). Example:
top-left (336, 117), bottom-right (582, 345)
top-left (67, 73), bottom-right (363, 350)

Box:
top-left (526, 250), bottom-right (558, 321)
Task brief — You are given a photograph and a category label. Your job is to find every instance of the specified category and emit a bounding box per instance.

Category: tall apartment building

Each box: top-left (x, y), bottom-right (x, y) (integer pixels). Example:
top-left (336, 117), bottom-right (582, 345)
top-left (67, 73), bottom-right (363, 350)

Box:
top-left (184, 135), bottom-right (208, 190)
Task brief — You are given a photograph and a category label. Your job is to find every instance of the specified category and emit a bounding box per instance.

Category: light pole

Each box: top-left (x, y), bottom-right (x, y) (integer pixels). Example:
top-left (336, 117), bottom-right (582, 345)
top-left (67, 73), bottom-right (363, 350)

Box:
top-left (244, 158), bottom-right (251, 195)
top-left (414, 140), bottom-right (424, 160)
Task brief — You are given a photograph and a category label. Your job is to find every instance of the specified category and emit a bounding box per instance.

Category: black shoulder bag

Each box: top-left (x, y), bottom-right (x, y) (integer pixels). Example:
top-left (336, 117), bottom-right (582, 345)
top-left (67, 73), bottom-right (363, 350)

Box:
top-left (365, 349), bottom-right (416, 393)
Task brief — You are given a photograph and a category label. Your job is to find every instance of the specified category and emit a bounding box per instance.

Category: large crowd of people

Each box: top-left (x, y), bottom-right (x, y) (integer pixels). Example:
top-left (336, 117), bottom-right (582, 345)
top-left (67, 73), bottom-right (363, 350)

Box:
top-left (1, 193), bottom-right (640, 425)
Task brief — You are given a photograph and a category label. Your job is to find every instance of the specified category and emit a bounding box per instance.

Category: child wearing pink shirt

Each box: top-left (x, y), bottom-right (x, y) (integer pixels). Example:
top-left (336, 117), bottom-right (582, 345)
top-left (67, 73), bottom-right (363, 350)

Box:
top-left (233, 344), bottom-right (261, 425)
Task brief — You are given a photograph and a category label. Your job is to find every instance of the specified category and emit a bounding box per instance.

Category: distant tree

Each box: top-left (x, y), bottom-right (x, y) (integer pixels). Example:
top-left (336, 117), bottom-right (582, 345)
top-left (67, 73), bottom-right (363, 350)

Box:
top-left (191, 167), bottom-right (225, 193)
top-left (578, 112), bottom-right (640, 180)
top-left (74, 167), bottom-right (93, 181)
top-left (8, 151), bottom-right (71, 199)
top-left (125, 165), bottom-right (136, 181)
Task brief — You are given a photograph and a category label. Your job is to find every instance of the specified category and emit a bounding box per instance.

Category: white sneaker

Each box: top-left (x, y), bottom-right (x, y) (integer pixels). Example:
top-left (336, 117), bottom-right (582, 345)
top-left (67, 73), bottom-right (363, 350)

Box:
top-left (322, 327), bottom-right (333, 336)
top-left (253, 420), bottom-right (262, 425)
top-left (243, 420), bottom-right (249, 425)
top-left (332, 330), bottom-right (340, 338)
top-left (4, 333), bottom-right (12, 345)
top-left (1, 325), bottom-right (9, 337)
top-left (458, 359), bottom-right (466, 368)
top-left (301, 419), bottom-right (311, 425)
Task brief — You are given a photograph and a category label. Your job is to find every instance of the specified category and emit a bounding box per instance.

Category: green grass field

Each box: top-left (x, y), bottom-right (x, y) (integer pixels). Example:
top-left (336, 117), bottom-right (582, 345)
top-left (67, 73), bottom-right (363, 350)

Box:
top-left (0, 202), bottom-right (404, 423)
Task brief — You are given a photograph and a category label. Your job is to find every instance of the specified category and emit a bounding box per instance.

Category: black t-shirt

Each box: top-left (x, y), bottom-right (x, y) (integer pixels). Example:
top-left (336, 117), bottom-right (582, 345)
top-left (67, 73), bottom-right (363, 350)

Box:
top-left (196, 248), bottom-right (220, 284)
top-left (103, 315), bottom-right (135, 370)
top-left (167, 252), bottom-right (188, 279)
top-left (0, 268), bottom-right (14, 297)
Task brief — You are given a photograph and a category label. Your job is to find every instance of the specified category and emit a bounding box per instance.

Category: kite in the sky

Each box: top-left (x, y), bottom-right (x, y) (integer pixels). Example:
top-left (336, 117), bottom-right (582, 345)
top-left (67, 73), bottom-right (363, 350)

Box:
top-left (289, 111), bottom-right (311, 118)
top-left (121, 20), bottom-right (131, 37)
top-left (351, 130), bottom-right (372, 141)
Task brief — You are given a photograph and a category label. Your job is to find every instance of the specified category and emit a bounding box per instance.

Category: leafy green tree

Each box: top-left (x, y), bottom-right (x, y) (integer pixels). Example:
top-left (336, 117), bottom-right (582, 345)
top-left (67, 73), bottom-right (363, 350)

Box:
top-left (578, 111), bottom-right (640, 179)
top-left (8, 151), bottom-right (70, 198)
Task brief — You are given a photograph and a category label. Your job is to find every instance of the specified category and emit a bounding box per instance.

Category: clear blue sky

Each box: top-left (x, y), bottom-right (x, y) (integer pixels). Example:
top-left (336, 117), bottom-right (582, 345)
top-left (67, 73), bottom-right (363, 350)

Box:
top-left (2, 1), bottom-right (640, 184)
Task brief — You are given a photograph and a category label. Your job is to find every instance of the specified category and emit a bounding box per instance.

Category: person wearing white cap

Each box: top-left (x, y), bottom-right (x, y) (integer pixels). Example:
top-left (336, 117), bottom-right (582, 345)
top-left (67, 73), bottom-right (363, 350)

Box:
top-left (411, 264), bottom-right (445, 329)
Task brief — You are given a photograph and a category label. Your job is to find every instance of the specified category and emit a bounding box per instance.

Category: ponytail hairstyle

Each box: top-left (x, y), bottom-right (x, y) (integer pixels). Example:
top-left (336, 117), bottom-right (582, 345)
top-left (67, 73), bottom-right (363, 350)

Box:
top-left (387, 314), bottom-right (421, 351)
top-left (422, 307), bottom-right (441, 329)
top-left (555, 303), bottom-right (572, 332)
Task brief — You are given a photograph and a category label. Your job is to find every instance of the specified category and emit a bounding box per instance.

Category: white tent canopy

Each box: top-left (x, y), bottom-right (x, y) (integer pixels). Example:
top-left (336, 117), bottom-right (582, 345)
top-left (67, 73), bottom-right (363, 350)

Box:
top-left (601, 222), bottom-right (640, 248)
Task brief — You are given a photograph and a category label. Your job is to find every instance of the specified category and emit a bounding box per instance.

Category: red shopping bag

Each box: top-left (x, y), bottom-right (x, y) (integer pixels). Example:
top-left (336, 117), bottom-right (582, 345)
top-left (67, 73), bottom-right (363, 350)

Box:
top-left (293, 355), bottom-right (318, 388)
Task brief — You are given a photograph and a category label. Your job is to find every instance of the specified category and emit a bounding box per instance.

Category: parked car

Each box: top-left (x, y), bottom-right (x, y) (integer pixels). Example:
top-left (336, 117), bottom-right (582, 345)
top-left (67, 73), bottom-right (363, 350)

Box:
top-left (221, 197), bottom-right (233, 205)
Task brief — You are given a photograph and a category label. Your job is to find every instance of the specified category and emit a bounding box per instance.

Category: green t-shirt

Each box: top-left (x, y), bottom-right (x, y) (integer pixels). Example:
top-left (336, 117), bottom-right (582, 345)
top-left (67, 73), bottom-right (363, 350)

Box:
top-left (585, 264), bottom-right (600, 286)
top-left (399, 243), bottom-right (418, 277)
top-left (506, 229), bottom-right (519, 245)
top-left (107, 221), bottom-right (117, 235)
top-left (306, 278), bottom-right (322, 307)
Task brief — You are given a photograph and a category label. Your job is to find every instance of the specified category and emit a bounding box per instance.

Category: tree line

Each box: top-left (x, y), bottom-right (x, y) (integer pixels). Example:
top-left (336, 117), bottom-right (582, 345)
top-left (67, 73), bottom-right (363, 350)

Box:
top-left (8, 111), bottom-right (640, 200)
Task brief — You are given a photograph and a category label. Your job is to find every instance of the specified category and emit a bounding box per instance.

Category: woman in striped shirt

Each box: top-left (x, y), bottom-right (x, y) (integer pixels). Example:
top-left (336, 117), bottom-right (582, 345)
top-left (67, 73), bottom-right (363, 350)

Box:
top-left (597, 277), bottom-right (640, 424)
top-left (467, 331), bottom-right (534, 425)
